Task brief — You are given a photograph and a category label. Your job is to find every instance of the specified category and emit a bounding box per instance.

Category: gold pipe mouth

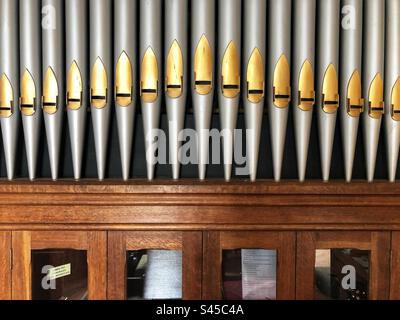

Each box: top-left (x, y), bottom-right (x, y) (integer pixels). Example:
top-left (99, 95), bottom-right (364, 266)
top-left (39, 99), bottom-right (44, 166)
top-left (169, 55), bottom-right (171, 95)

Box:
top-left (321, 64), bottom-right (339, 113)
top-left (194, 35), bottom-right (213, 95)
top-left (91, 57), bottom-right (108, 109)
top-left (246, 48), bottom-right (265, 104)
top-left (166, 40), bottom-right (184, 99)
top-left (368, 73), bottom-right (384, 119)
top-left (0, 74), bottom-right (14, 118)
top-left (297, 60), bottom-right (315, 111)
top-left (221, 41), bottom-right (240, 98)
top-left (115, 51), bottom-right (133, 107)
top-left (67, 61), bottom-right (83, 110)
top-left (42, 67), bottom-right (59, 115)
top-left (140, 47), bottom-right (159, 103)
top-left (20, 69), bottom-right (37, 116)
top-left (391, 77), bottom-right (400, 121)
top-left (346, 70), bottom-right (364, 117)
top-left (272, 54), bottom-right (290, 108)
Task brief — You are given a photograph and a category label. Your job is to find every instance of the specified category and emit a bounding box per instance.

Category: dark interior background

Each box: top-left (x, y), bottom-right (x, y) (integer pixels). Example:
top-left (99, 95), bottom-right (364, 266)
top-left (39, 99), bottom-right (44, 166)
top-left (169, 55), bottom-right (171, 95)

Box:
top-left (1, 0), bottom-right (396, 181)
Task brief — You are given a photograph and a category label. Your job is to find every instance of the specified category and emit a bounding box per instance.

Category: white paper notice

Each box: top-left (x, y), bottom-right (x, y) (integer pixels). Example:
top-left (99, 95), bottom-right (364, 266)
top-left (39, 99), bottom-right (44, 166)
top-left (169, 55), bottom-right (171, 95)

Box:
top-left (47, 263), bottom-right (71, 280)
top-left (241, 249), bottom-right (277, 300)
top-left (143, 250), bottom-right (183, 300)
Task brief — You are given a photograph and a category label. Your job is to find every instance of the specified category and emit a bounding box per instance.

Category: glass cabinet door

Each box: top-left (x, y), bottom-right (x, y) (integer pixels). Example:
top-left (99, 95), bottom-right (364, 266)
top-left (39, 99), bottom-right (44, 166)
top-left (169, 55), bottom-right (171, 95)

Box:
top-left (31, 249), bottom-right (88, 300)
top-left (0, 232), bottom-right (11, 300)
top-left (107, 231), bottom-right (202, 300)
top-left (11, 231), bottom-right (107, 300)
top-left (203, 231), bottom-right (296, 300)
top-left (314, 249), bottom-right (370, 300)
top-left (126, 249), bottom-right (182, 300)
top-left (296, 231), bottom-right (391, 300)
top-left (222, 249), bottom-right (277, 300)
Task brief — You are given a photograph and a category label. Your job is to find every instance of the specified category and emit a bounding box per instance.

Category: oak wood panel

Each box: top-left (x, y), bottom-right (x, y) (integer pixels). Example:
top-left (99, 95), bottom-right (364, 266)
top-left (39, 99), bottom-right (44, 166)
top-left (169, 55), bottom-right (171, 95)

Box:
top-left (31, 231), bottom-right (88, 250)
top-left (1, 223), bottom-right (400, 231)
top-left (2, 205), bottom-right (400, 228)
top-left (220, 231), bottom-right (280, 248)
top-left (314, 232), bottom-right (372, 250)
top-left (107, 232), bottom-right (127, 300)
top-left (370, 232), bottom-right (391, 300)
top-left (0, 180), bottom-right (398, 300)
top-left (203, 231), bottom-right (296, 300)
top-left (202, 232), bottom-right (221, 299)
top-left (0, 181), bottom-right (399, 229)
top-left (296, 232), bottom-right (316, 300)
top-left (182, 232), bottom-right (203, 300)
top-left (1, 179), bottom-right (400, 195)
top-left (279, 232), bottom-right (296, 300)
top-left (296, 231), bottom-right (391, 300)
top-left (87, 231), bottom-right (107, 300)
top-left (390, 232), bottom-right (400, 299)
top-left (12, 231), bottom-right (31, 300)
top-left (0, 232), bottom-right (11, 299)
top-left (125, 232), bottom-right (182, 250)
top-left (3, 194), bottom-right (400, 207)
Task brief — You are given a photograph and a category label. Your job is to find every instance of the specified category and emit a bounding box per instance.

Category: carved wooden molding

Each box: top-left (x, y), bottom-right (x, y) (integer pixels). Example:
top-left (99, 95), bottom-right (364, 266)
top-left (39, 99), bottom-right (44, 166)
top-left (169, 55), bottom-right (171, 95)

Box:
top-left (0, 180), bottom-right (399, 230)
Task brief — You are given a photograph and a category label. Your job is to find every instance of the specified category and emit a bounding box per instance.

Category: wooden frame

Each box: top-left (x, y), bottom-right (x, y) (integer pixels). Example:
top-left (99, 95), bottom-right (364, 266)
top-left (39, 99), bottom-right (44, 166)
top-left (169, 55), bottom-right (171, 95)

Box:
top-left (202, 231), bottom-right (296, 300)
top-left (0, 181), bottom-right (398, 300)
top-left (0, 180), bottom-right (400, 231)
top-left (11, 231), bottom-right (107, 300)
top-left (296, 231), bottom-right (391, 300)
top-left (390, 232), bottom-right (400, 299)
top-left (107, 231), bottom-right (202, 300)
top-left (0, 232), bottom-right (11, 299)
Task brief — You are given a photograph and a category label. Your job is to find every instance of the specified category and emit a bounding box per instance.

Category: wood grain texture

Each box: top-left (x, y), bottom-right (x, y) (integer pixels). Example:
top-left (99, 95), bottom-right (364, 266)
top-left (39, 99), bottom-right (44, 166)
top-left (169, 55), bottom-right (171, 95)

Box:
top-left (0, 181), bottom-right (397, 300)
top-left (313, 232), bottom-right (372, 250)
top-left (1, 179), bottom-right (400, 194)
top-left (107, 232), bottom-right (126, 300)
top-left (31, 231), bottom-right (88, 250)
top-left (0, 232), bottom-right (11, 299)
top-left (390, 232), bottom-right (400, 299)
top-left (220, 231), bottom-right (280, 248)
top-left (125, 232), bottom-right (182, 250)
top-left (12, 231), bottom-right (31, 300)
top-left (278, 232), bottom-right (296, 300)
top-left (370, 232), bottom-right (391, 300)
top-left (1, 223), bottom-right (399, 231)
top-left (202, 232), bottom-right (221, 299)
top-left (296, 232), bottom-right (317, 300)
top-left (0, 181), bottom-right (399, 229)
top-left (87, 231), bottom-right (107, 300)
top-left (182, 232), bottom-right (203, 300)
top-left (4, 205), bottom-right (400, 228)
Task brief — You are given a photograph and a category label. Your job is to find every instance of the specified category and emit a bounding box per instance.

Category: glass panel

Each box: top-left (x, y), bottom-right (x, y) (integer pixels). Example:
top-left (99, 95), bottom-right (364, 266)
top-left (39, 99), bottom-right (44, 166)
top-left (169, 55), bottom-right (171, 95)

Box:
top-left (222, 249), bottom-right (277, 300)
top-left (126, 250), bottom-right (182, 300)
top-left (315, 249), bottom-right (370, 300)
top-left (31, 250), bottom-right (88, 300)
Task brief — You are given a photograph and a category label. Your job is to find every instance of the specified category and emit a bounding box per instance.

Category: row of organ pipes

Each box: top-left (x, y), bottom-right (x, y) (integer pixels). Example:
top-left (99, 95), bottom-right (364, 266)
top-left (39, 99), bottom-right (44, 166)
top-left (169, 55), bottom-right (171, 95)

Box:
top-left (0, 0), bottom-right (399, 182)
